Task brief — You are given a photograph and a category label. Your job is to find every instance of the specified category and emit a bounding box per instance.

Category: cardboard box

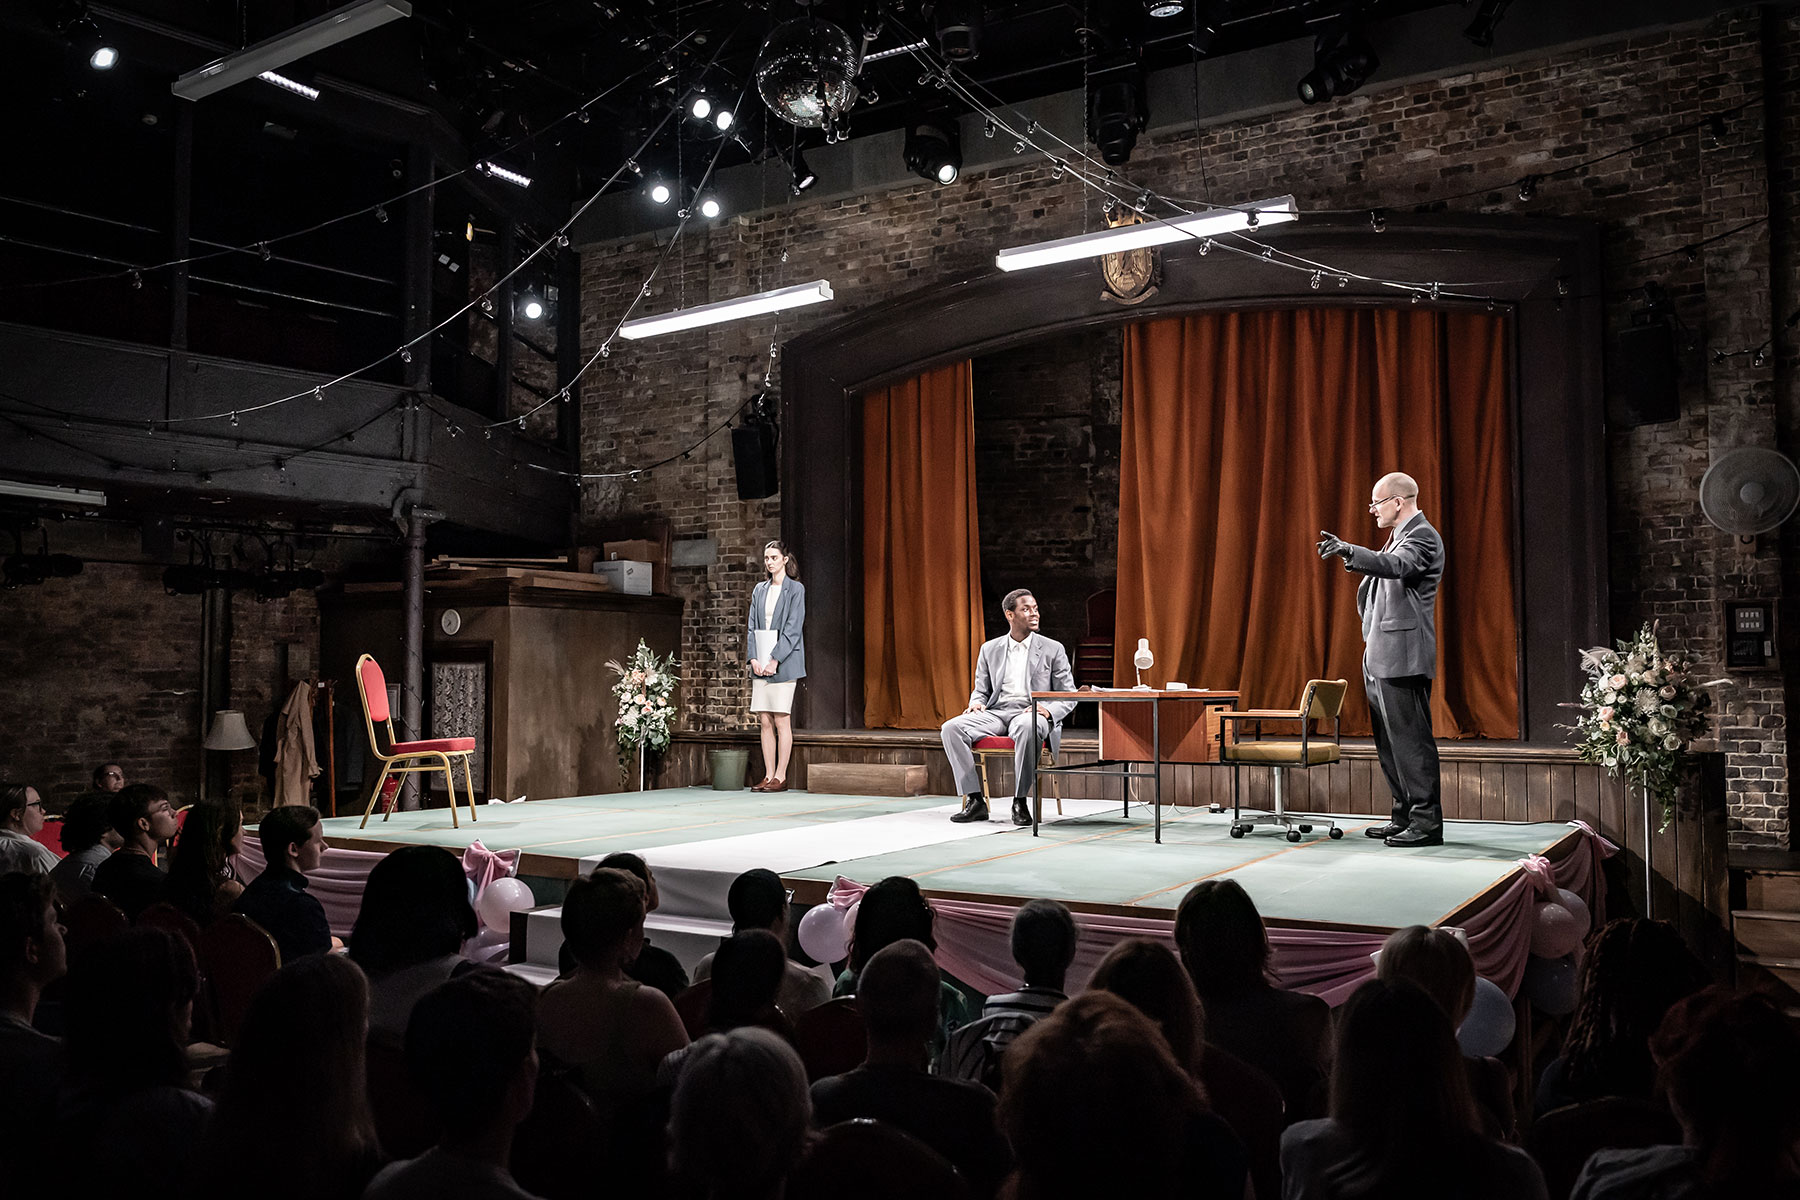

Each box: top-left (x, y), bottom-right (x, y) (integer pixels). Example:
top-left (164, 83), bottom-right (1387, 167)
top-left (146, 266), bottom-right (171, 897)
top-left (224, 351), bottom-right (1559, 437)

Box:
top-left (604, 540), bottom-right (669, 594)
top-left (594, 560), bottom-right (653, 596)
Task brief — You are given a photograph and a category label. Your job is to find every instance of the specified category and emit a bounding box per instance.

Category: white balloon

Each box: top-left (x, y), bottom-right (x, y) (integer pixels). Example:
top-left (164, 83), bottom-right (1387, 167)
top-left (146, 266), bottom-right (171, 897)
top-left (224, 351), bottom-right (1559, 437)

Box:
top-left (797, 902), bottom-right (849, 964)
top-left (1457, 976), bottom-right (1517, 1057)
top-left (843, 899), bottom-right (862, 946)
top-left (1555, 887), bottom-right (1592, 938)
top-left (1531, 900), bottom-right (1585, 959)
top-left (476, 877), bottom-right (535, 929)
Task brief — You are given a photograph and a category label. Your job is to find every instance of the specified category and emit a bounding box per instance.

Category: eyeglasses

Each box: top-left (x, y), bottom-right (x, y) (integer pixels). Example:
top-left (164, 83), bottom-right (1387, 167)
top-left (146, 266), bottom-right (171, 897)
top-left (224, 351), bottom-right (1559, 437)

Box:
top-left (25, 799), bottom-right (45, 810)
top-left (1368, 495), bottom-right (1410, 511)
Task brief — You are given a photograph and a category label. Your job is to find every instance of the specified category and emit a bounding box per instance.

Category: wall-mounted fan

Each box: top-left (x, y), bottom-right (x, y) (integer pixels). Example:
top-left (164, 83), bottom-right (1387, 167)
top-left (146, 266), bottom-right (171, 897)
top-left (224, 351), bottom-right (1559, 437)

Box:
top-left (1699, 447), bottom-right (1800, 537)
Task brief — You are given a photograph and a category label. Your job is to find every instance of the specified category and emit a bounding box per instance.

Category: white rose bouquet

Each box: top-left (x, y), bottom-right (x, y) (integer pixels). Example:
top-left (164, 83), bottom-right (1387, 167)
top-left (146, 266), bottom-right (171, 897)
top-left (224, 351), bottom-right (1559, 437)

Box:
top-left (606, 640), bottom-right (679, 778)
top-left (1567, 623), bottom-right (1716, 829)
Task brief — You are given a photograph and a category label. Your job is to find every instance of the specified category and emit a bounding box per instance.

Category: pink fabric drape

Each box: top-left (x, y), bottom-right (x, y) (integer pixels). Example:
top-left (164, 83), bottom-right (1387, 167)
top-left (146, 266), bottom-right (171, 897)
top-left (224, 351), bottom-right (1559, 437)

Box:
top-left (825, 823), bottom-right (1613, 1005)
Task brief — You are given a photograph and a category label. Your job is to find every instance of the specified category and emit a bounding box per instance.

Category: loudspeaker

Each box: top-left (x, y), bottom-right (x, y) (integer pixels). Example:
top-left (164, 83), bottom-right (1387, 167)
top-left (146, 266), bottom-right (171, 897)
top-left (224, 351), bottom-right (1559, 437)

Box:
top-left (732, 422), bottom-right (778, 500)
top-left (1609, 320), bottom-right (1679, 428)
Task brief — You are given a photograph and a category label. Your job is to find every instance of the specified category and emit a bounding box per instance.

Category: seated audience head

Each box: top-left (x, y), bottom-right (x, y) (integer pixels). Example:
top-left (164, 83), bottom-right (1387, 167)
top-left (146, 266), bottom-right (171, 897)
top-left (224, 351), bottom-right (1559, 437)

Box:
top-left (858, 938), bottom-right (942, 1056)
top-left (164, 800), bottom-right (242, 909)
top-left (257, 804), bottom-right (325, 873)
top-left (1010, 898), bottom-right (1078, 990)
top-left (560, 866), bottom-right (647, 970)
top-left (1651, 985), bottom-right (1800, 1187)
top-left (406, 969), bottom-right (541, 1142)
top-left (62, 927), bottom-right (198, 1091)
top-left (1329, 978), bottom-right (1478, 1170)
top-left (109, 783), bottom-right (177, 849)
top-left (1, 783), bottom-right (46, 837)
top-left (58, 793), bottom-right (119, 856)
top-left (1561, 918), bottom-right (1709, 1101)
top-left (669, 1027), bottom-right (811, 1199)
top-left (1175, 878), bottom-right (1272, 998)
top-left (92, 764), bottom-right (126, 793)
top-left (707, 929), bottom-right (788, 1030)
top-left (1000, 991), bottom-right (1202, 1198)
top-left (1376, 925), bottom-right (1476, 1025)
top-left (1088, 937), bottom-right (1203, 1068)
top-left (847, 875), bottom-right (936, 974)
top-left (727, 867), bottom-right (790, 936)
top-left (0, 872), bottom-right (66, 1000)
top-left (598, 850), bottom-right (662, 912)
top-left (349, 845), bottom-right (479, 974)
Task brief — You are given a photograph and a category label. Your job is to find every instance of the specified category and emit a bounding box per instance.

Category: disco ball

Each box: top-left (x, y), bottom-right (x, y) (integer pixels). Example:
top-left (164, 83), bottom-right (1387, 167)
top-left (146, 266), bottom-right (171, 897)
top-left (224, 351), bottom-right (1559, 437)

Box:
top-left (755, 18), bottom-right (860, 131)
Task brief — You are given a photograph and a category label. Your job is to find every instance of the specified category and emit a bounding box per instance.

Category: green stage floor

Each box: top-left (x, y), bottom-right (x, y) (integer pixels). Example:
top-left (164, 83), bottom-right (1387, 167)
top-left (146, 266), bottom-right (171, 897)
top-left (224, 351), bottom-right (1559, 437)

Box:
top-left (322, 788), bottom-right (1574, 931)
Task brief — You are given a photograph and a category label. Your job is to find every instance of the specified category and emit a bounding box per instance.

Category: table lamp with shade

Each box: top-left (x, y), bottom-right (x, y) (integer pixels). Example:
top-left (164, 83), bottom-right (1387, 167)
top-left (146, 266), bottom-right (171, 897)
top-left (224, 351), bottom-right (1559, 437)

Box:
top-left (204, 710), bottom-right (258, 751)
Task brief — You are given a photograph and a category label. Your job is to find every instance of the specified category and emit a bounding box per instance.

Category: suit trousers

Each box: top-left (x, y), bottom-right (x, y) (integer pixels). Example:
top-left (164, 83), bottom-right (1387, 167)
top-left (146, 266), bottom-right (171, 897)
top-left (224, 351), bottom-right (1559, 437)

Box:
top-left (1364, 666), bottom-right (1442, 835)
top-left (940, 705), bottom-right (1050, 798)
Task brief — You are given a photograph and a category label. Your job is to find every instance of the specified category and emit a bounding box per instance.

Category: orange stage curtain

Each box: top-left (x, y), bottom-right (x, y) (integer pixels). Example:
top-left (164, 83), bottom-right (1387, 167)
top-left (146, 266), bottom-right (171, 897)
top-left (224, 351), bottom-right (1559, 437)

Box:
top-left (862, 362), bottom-right (985, 729)
top-left (1116, 309), bottom-right (1518, 738)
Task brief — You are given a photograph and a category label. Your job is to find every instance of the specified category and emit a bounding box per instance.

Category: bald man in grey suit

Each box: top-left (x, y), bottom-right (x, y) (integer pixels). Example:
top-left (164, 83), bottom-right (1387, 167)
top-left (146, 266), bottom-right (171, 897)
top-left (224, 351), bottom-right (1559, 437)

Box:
top-left (1318, 472), bottom-right (1445, 847)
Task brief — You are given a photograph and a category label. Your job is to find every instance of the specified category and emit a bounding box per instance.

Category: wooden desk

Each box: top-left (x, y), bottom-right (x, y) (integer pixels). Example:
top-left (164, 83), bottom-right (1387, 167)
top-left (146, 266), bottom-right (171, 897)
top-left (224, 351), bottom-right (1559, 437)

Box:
top-left (1029, 689), bottom-right (1241, 844)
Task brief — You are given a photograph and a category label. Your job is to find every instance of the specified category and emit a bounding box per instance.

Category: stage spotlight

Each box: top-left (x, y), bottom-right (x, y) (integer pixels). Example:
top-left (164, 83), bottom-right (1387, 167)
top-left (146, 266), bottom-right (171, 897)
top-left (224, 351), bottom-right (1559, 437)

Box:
top-left (1463, 0), bottom-right (1514, 48)
top-left (90, 43), bottom-right (118, 69)
top-left (1146, 0), bottom-right (1187, 16)
top-left (1087, 56), bottom-right (1148, 166)
top-left (649, 180), bottom-right (673, 204)
top-left (1296, 29), bottom-right (1380, 104)
top-left (904, 118), bottom-right (962, 186)
top-left (790, 150), bottom-right (817, 193)
top-left (715, 108), bottom-right (734, 131)
top-left (934, 0), bottom-right (983, 62)
top-left (699, 196), bottom-right (722, 219)
top-left (519, 294), bottom-right (545, 321)
top-left (68, 17), bottom-right (118, 70)
top-left (690, 94), bottom-right (712, 120)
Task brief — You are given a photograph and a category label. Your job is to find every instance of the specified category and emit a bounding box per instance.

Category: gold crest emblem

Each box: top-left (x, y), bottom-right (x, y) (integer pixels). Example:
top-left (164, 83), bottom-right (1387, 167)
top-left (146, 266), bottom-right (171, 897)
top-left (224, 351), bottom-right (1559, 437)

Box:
top-left (1100, 202), bottom-right (1161, 305)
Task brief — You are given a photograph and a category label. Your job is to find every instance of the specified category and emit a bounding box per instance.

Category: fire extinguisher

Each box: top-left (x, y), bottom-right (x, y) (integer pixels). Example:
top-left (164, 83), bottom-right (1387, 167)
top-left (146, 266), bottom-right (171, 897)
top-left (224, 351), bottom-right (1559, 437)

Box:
top-left (379, 776), bottom-right (401, 814)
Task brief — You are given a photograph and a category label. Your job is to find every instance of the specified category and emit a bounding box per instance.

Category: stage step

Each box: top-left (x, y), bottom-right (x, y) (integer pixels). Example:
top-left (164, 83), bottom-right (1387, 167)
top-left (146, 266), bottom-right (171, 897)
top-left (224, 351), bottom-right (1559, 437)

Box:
top-left (1743, 870), bottom-right (1800, 913)
top-left (1733, 910), bottom-right (1800, 960)
top-left (807, 762), bottom-right (928, 797)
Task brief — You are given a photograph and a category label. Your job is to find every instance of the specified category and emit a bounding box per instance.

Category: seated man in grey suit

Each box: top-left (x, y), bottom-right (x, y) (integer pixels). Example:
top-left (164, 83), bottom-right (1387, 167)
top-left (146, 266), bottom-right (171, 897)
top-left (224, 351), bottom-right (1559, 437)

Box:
top-left (941, 589), bottom-right (1078, 827)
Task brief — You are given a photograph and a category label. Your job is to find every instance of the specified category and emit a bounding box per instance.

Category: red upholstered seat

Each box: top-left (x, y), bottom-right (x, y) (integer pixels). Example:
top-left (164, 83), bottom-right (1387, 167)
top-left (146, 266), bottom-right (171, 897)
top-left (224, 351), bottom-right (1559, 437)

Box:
top-left (391, 736), bottom-right (477, 753)
top-left (971, 736), bottom-right (1016, 751)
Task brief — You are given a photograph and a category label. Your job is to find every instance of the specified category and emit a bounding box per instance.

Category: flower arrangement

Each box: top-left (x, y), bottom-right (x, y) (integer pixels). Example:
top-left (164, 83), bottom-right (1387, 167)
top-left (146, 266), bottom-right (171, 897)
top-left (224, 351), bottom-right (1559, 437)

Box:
top-left (606, 640), bottom-right (679, 779)
top-left (1568, 623), bottom-right (1715, 828)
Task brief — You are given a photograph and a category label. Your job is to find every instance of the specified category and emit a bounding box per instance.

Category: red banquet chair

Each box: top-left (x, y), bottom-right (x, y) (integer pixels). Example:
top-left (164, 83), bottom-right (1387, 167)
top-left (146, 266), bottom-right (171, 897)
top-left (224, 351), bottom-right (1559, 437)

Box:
top-left (354, 653), bottom-right (480, 830)
top-left (972, 736), bottom-right (1062, 815)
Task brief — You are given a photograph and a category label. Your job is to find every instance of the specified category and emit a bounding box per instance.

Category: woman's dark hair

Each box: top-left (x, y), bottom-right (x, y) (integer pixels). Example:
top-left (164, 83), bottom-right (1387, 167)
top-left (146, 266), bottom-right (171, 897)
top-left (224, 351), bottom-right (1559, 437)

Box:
top-left (0, 872), bottom-right (56, 969)
top-left (1376, 925), bottom-right (1476, 1025)
top-left (1174, 879), bottom-right (1272, 998)
top-left (560, 867), bottom-right (646, 967)
top-left (764, 540), bottom-right (799, 580)
top-left (847, 876), bottom-right (936, 973)
top-left (1560, 918), bottom-right (1709, 1102)
top-left (58, 793), bottom-right (113, 855)
top-left (164, 801), bottom-right (240, 924)
top-left (707, 929), bottom-right (788, 1030)
top-left (1323, 977), bottom-right (1481, 1197)
top-left (349, 845), bottom-right (479, 973)
top-left (62, 928), bottom-right (199, 1091)
top-left (1088, 938), bottom-right (1204, 1073)
top-left (0, 783), bottom-right (31, 828)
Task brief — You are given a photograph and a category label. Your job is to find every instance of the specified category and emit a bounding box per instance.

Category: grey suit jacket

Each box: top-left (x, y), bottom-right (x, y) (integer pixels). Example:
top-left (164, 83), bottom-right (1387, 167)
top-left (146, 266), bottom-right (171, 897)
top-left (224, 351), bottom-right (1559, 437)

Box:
top-left (969, 633), bottom-right (1078, 744)
top-left (748, 578), bottom-right (806, 683)
top-left (1342, 512), bottom-right (1443, 679)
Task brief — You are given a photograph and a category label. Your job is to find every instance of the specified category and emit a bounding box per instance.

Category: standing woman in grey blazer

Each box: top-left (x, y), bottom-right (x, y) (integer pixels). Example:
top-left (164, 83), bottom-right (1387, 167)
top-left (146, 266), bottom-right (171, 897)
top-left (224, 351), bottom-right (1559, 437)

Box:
top-left (748, 540), bottom-right (806, 792)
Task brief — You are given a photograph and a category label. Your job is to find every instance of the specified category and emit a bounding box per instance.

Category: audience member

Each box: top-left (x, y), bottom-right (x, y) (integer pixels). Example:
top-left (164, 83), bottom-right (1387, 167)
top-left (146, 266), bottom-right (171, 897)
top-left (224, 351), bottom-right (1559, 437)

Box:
top-left (811, 939), bottom-right (1010, 1196)
top-left (198, 953), bottom-right (384, 1200)
top-left (669, 1027), bottom-right (813, 1200)
top-left (92, 763), bottom-right (127, 793)
top-left (349, 845), bottom-right (481, 1042)
top-left (0, 873), bottom-right (66, 1149)
top-left (1176, 878), bottom-right (1332, 1120)
top-left (234, 804), bottom-right (334, 961)
top-left (1281, 978), bottom-right (1547, 1200)
top-left (944, 899), bottom-right (1076, 1088)
top-left (596, 851), bottom-right (689, 998)
top-left (1571, 985), bottom-right (1800, 1199)
top-left (0, 783), bottom-right (58, 874)
top-left (835, 875), bottom-right (975, 1064)
top-left (365, 970), bottom-right (546, 1200)
top-left (91, 782), bottom-right (179, 919)
top-left (661, 929), bottom-right (791, 1086)
top-left (537, 866), bottom-right (687, 1105)
top-left (999, 990), bottom-right (1247, 1200)
top-left (163, 800), bottom-right (245, 927)
top-left (57, 928), bottom-right (211, 1200)
top-left (1088, 937), bottom-right (1284, 1200)
top-left (1537, 918), bottom-right (1708, 1116)
top-left (48, 792), bottom-right (120, 902)
top-left (1377, 924), bottom-right (1516, 1139)
top-left (693, 866), bottom-right (830, 1016)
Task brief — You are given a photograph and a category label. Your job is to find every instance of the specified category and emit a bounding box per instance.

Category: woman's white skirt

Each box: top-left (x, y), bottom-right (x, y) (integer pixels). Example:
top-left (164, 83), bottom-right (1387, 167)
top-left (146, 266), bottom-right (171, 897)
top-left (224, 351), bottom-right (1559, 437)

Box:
top-left (750, 678), bottom-right (797, 714)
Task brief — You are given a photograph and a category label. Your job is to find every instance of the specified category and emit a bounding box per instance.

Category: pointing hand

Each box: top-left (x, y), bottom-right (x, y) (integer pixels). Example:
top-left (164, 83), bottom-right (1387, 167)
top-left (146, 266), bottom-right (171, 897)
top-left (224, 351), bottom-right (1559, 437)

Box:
top-left (1317, 531), bottom-right (1351, 561)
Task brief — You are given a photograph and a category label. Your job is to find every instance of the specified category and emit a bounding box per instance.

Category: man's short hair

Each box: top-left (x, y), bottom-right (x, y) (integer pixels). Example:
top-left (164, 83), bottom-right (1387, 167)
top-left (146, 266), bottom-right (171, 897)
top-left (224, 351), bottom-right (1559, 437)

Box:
top-left (0, 872), bottom-right (55, 972)
top-left (108, 783), bottom-right (168, 840)
top-left (727, 868), bottom-right (787, 932)
top-left (560, 867), bottom-right (645, 966)
top-left (59, 794), bottom-right (113, 855)
top-left (257, 805), bottom-right (320, 866)
top-left (406, 969), bottom-right (539, 1139)
top-left (597, 851), bottom-right (649, 885)
top-left (1011, 899), bottom-right (1078, 982)
top-left (92, 764), bottom-right (123, 789)
top-left (1002, 588), bottom-right (1035, 615)
top-left (858, 939), bottom-right (941, 1044)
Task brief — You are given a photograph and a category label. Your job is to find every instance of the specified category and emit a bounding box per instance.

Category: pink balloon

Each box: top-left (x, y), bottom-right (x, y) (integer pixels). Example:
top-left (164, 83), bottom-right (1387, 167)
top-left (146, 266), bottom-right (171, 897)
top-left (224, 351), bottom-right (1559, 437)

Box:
top-left (1555, 888), bottom-right (1592, 939)
top-left (1520, 952), bottom-right (1581, 1016)
top-left (797, 903), bottom-right (849, 964)
top-left (843, 899), bottom-right (862, 945)
top-left (477, 877), bottom-right (534, 930)
top-left (1530, 900), bottom-right (1584, 959)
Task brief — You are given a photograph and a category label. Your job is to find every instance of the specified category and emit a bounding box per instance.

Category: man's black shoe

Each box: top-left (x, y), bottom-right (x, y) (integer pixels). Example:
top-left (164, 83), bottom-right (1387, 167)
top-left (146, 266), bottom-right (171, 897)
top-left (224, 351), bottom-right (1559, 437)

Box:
top-left (1384, 828), bottom-right (1444, 847)
top-left (950, 796), bottom-right (989, 824)
top-left (1012, 797), bottom-right (1033, 827)
top-left (1365, 822), bottom-right (1406, 839)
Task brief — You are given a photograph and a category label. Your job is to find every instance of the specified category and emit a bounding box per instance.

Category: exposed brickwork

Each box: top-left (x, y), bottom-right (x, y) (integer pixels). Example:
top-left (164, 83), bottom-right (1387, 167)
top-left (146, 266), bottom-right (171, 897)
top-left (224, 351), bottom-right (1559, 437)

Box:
top-left (577, 12), bottom-right (1798, 847)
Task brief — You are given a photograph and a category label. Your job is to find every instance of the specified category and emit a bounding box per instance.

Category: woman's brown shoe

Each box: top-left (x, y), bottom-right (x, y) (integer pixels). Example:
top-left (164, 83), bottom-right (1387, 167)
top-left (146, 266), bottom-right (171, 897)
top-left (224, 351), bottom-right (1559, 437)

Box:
top-left (749, 778), bottom-right (771, 792)
top-left (764, 779), bottom-right (788, 793)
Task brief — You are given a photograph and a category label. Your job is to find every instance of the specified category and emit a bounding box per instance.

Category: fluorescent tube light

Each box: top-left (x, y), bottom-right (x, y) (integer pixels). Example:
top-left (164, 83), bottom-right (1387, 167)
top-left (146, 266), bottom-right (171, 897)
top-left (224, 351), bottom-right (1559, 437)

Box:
top-left (995, 194), bottom-right (1300, 272)
top-left (258, 71), bottom-right (321, 100)
top-left (479, 162), bottom-right (533, 189)
top-left (173, 0), bottom-right (411, 101)
top-left (0, 480), bottom-right (107, 506)
top-left (618, 280), bottom-right (835, 340)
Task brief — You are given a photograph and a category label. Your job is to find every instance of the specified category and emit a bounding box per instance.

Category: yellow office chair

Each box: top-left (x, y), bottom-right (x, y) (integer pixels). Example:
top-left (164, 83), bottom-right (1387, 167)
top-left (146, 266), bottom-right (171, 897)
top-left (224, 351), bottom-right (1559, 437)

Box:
top-left (1217, 679), bottom-right (1348, 843)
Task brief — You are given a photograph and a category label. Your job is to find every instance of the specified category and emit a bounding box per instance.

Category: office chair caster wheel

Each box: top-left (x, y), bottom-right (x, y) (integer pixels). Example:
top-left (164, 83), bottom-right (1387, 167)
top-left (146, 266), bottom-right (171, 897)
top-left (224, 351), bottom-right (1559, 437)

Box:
top-left (1286, 830), bottom-right (1302, 843)
top-left (1229, 824), bottom-right (1248, 839)
top-left (1329, 827), bottom-right (1344, 839)
top-left (1209, 804), bottom-right (1225, 814)
top-left (1298, 824), bottom-right (1313, 833)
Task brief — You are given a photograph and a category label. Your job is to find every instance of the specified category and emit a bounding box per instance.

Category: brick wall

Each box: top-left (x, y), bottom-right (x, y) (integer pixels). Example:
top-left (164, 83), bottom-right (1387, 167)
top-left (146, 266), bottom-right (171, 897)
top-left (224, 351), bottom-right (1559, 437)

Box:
top-left (578, 12), bottom-right (1796, 846)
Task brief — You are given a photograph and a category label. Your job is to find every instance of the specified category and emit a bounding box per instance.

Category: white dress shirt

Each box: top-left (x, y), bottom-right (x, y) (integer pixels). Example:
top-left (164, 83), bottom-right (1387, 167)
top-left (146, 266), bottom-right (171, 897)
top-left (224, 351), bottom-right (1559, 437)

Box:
top-left (998, 634), bottom-right (1033, 708)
